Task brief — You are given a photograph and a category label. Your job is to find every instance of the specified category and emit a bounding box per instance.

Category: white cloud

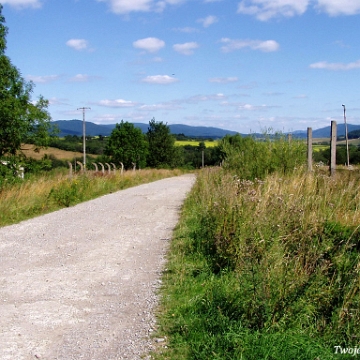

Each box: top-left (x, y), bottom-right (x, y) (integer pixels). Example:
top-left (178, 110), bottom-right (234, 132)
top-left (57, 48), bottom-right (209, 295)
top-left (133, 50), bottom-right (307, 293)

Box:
top-left (139, 102), bottom-right (182, 111)
top-left (141, 75), bottom-right (178, 84)
top-left (237, 0), bottom-right (360, 20)
top-left (220, 38), bottom-right (279, 52)
top-left (66, 39), bottom-right (89, 51)
top-left (237, 0), bottom-right (309, 20)
top-left (68, 74), bottom-right (93, 82)
top-left (183, 93), bottom-right (226, 104)
top-left (26, 75), bottom-right (59, 83)
top-left (133, 37), bottom-right (165, 53)
top-left (173, 27), bottom-right (199, 33)
top-left (316, 0), bottom-right (360, 16)
top-left (197, 15), bottom-right (218, 27)
top-left (173, 42), bottom-right (199, 55)
top-left (97, 99), bottom-right (137, 107)
top-left (97, 0), bottom-right (152, 13)
top-left (47, 97), bottom-right (70, 106)
top-left (238, 103), bottom-right (273, 111)
top-left (1, 0), bottom-right (42, 9)
top-left (97, 0), bottom-right (186, 14)
top-left (209, 77), bottom-right (238, 83)
top-left (309, 59), bottom-right (360, 70)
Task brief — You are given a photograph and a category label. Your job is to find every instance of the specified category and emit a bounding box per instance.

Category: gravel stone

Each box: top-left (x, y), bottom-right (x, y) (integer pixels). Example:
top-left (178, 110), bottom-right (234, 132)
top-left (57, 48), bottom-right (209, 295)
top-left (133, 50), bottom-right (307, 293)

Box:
top-left (0, 174), bottom-right (195, 359)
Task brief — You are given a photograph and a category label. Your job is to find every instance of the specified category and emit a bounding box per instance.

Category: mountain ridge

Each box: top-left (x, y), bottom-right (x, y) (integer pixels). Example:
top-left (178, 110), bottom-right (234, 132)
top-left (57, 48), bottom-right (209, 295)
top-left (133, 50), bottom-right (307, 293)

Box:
top-left (52, 120), bottom-right (360, 139)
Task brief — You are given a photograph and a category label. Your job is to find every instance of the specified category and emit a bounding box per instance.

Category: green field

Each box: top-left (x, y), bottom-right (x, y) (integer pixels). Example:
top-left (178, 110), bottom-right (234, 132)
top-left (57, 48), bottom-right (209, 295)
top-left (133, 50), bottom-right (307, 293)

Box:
top-left (175, 140), bottom-right (218, 147)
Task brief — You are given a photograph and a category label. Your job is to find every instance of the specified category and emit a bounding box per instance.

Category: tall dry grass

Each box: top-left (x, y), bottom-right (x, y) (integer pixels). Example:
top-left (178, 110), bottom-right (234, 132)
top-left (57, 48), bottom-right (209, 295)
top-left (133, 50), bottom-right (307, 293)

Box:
top-left (0, 168), bottom-right (185, 227)
top-left (156, 166), bottom-right (360, 359)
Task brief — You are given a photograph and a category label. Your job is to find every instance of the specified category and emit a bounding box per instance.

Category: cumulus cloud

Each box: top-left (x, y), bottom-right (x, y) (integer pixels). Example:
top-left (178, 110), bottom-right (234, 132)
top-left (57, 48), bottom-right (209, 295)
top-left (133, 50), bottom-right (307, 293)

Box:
top-left (96, 0), bottom-right (185, 14)
top-left (237, 0), bottom-right (360, 20)
top-left (309, 59), bottom-right (360, 70)
top-left (220, 38), bottom-right (279, 52)
top-left (25, 75), bottom-right (59, 83)
top-left (97, 99), bottom-right (137, 107)
top-left (96, 0), bottom-right (152, 13)
top-left (66, 39), bottom-right (89, 51)
top-left (209, 77), bottom-right (238, 83)
top-left (173, 42), bottom-right (199, 55)
top-left (133, 37), bottom-right (165, 53)
top-left (1, 0), bottom-right (42, 8)
top-left (316, 0), bottom-right (360, 16)
top-left (237, 0), bottom-right (308, 20)
top-left (197, 15), bottom-right (218, 27)
top-left (141, 75), bottom-right (178, 84)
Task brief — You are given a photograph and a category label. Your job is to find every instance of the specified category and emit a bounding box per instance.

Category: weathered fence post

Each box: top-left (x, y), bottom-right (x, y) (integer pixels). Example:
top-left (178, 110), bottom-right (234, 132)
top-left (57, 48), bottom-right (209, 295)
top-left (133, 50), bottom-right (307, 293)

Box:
top-left (98, 162), bottom-right (105, 174)
top-left (110, 163), bottom-right (116, 173)
top-left (132, 162), bottom-right (136, 172)
top-left (330, 120), bottom-right (337, 177)
top-left (119, 162), bottom-right (124, 175)
top-left (307, 127), bottom-right (313, 172)
top-left (76, 161), bottom-right (84, 173)
top-left (105, 163), bottom-right (111, 174)
top-left (67, 161), bottom-right (73, 178)
top-left (92, 162), bottom-right (98, 172)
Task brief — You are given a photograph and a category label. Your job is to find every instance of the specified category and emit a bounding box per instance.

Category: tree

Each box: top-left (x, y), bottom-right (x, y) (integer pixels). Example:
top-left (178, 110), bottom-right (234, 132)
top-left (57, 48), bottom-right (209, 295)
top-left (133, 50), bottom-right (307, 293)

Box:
top-left (105, 120), bottom-right (148, 169)
top-left (0, 5), bottom-right (52, 157)
top-left (146, 118), bottom-right (181, 168)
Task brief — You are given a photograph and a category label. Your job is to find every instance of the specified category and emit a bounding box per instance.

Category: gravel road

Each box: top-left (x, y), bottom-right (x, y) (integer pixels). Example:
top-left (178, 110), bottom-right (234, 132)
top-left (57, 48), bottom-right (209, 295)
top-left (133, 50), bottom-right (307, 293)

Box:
top-left (0, 174), bottom-right (195, 360)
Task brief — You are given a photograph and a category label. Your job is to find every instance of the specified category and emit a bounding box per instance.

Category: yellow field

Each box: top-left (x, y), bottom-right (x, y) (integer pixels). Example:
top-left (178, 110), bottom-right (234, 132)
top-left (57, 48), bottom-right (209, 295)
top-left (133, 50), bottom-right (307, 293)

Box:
top-left (20, 144), bottom-right (84, 160)
top-left (175, 140), bottom-right (218, 147)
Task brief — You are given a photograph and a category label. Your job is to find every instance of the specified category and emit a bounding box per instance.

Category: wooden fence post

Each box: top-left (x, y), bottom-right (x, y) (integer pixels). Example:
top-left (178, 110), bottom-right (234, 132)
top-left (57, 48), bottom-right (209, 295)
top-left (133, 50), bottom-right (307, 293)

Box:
top-left (330, 121), bottom-right (337, 177)
top-left (307, 127), bottom-right (313, 172)
top-left (67, 161), bottom-right (73, 178)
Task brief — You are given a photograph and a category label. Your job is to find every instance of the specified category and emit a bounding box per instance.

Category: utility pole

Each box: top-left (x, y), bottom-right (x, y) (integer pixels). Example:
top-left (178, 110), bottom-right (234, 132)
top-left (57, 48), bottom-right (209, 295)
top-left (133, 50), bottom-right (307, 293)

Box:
top-left (77, 107), bottom-right (91, 169)
top-left (342, 104), bottom-right (350, 167)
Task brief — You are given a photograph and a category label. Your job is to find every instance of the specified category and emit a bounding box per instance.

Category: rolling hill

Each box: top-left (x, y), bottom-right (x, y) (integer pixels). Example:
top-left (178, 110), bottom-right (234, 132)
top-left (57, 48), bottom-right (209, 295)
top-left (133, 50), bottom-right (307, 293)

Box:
top-left (52, 120), bottom-right (239, 138)
top-left (51, 120), bottom-right (360, 139)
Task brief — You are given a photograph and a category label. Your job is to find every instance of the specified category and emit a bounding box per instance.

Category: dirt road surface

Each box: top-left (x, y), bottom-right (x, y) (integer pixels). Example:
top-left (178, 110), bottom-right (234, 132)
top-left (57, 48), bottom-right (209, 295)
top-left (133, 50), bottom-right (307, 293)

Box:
top-left (0, 174), bottom-right (195, 360)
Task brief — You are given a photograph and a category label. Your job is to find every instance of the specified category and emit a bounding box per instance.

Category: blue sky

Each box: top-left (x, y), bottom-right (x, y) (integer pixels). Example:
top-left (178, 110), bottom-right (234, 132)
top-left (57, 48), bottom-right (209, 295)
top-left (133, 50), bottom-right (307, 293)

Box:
top-left (2, 0), bottom-right (360, 133)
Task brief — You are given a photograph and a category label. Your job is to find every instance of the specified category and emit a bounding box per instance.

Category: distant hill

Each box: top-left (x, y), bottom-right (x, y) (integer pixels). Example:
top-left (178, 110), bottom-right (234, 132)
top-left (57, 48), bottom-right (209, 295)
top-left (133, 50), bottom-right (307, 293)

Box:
top-left (52, 120), bottom-right (239, 138)
top-left (52, 120), bottom-right (360, 139)
top-left (290, 124), bottom-right (360, 139)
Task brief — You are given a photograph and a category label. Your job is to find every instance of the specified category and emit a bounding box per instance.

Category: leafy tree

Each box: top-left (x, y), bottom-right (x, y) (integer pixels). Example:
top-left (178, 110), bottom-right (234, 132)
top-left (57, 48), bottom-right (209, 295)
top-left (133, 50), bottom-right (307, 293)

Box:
top-left (105, 120), bottom-right (148, 169)
top-left (146, 118), bottom-right (181, 168)
top-left (0, 5), bottom-right (52, 157)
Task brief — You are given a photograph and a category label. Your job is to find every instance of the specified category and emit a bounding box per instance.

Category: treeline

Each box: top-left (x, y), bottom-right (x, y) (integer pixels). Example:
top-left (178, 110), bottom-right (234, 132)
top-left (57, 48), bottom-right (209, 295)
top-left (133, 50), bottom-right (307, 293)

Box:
top-left (314, 144), bottom-right (360, 165)
top-left (103, 119), bottom-right (222, 170)
top-left (27, 120), bottom-right (223, 171)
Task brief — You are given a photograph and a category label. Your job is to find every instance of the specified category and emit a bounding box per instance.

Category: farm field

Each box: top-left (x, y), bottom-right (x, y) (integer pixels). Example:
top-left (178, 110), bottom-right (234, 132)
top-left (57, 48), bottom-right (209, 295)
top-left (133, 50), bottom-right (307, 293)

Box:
top-left (20, 144), bottom-right (85, 160)
top-left (175, 140), bottom-right (218, 147)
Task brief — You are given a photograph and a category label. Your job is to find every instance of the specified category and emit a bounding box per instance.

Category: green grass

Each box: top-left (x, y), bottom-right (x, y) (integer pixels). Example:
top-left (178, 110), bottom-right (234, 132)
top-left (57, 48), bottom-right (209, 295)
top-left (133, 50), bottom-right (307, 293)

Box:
top-left (0, 168), bottom-right (187, 227)
top-left (154, 164), bottom-right (360, 360)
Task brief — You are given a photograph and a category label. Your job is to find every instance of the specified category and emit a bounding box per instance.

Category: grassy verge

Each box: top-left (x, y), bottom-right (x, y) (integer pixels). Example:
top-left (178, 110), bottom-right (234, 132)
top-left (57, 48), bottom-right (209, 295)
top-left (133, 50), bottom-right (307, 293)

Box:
top-left (155, 167), bottom-right (360, 359)
top-left (0, 168), bottom-right (186, 227)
